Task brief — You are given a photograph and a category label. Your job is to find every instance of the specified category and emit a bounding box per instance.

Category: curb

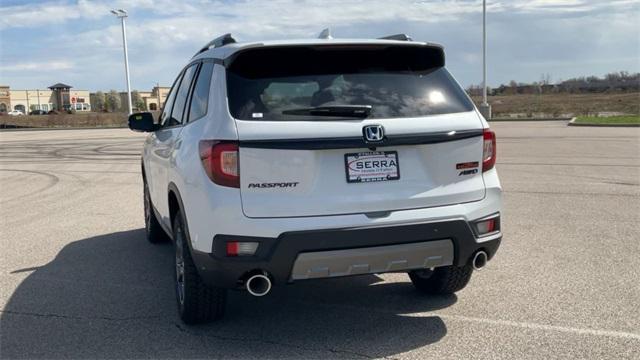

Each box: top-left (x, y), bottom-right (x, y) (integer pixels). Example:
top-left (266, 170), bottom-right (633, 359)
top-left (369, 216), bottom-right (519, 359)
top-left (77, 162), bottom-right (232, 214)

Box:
top-left (567, 117), bottom-right (640, 127)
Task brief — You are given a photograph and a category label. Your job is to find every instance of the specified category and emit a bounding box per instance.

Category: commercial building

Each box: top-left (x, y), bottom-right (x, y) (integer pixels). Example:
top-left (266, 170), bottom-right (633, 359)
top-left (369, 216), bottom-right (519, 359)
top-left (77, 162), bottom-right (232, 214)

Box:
top-left (0, 83), bottom-right (91, 114)
top-left (119, 86), bottom-right (170, 111)
top-left (0, 86), bottom-right (9, 113)
top-left (145, 86), bottom-right (170, 111)
top-left (0, 83), bottom-right (170, 114)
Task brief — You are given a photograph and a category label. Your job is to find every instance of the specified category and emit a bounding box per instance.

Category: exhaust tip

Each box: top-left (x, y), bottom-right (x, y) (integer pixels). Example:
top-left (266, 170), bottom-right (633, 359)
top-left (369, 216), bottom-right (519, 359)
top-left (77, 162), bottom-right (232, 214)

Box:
top-left (472, 251), bottom-right (488, 271)
top-left (246, 273), bottom-right (272, 297)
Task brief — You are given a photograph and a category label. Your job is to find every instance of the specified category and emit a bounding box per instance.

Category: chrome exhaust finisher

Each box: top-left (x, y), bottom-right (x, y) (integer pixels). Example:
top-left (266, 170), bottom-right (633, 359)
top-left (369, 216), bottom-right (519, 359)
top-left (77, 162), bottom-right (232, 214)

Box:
top-left (472, 251), bottom-right (488, 271)
top-left (245, 273), bottom-right (272, 297)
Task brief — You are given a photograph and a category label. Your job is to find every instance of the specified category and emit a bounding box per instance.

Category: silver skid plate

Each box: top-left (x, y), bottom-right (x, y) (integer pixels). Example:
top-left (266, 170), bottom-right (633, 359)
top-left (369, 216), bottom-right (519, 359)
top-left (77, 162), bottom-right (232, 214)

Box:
top-left (290, 240), bottom-right (454, 281)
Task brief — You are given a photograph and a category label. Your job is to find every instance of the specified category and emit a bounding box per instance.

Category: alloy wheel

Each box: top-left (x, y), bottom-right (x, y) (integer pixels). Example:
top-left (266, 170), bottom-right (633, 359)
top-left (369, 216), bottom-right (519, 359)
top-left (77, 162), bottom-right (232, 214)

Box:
top-left (175, 226), bottom-right (186, 306)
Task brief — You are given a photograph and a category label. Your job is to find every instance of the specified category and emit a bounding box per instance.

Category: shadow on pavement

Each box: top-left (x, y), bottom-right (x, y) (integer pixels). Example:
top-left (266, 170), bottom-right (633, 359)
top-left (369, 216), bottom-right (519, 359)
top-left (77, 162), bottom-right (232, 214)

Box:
top-left (1, 229), bottom-right (455, 358)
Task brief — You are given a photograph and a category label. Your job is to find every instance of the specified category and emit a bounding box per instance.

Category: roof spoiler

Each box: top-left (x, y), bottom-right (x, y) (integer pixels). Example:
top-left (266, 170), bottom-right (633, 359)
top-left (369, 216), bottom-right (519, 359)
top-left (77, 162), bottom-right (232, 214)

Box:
top-left (318, 28), bottom-right (333, 39)
top-left (378, 34), bottom-right (413, 41)
top-left (193, 33), bottom-right (237, 57)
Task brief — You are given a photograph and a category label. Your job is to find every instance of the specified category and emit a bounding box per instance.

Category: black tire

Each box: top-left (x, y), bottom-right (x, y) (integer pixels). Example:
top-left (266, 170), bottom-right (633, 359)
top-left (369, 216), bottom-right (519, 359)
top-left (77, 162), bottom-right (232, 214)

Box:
top-left (408, 265), bottom-right (473, 295)
top-left (144, 181), bottom-right (168, 243)
top-left (173, 213), bottom-right (226, 324)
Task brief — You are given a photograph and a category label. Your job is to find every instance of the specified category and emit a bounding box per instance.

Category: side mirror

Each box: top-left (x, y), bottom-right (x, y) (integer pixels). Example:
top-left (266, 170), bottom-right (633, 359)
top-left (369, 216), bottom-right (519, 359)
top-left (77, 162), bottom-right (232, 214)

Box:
top-left (128, 112), bottom-right (158, 132)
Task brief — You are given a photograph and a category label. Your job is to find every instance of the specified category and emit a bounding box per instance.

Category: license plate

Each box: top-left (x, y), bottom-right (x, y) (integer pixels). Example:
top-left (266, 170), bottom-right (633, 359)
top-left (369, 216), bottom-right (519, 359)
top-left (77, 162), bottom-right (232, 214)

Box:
top-left (345, 151), bottom-right (400, 183)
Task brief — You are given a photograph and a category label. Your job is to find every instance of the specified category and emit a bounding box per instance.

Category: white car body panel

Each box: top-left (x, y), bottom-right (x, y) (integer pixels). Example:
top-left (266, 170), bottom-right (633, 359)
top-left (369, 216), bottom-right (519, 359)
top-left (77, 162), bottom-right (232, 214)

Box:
top-left (236, 111), bottom-right (486, 218)
top-left (141, 38), bottom-right (502, 255)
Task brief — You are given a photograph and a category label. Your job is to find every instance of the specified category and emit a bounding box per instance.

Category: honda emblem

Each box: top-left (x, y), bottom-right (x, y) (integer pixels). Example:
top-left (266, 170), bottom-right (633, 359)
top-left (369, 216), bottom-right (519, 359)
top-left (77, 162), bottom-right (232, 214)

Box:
top-left (363, 125), bottom-right (384, 142)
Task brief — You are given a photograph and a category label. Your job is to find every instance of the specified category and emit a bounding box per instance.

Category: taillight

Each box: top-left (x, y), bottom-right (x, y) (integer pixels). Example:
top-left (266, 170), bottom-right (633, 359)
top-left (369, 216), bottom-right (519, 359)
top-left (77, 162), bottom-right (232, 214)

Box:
top-left (199, 140), bottom-right (239, 188)
top-left (482, 129), bottom-right (496, 172)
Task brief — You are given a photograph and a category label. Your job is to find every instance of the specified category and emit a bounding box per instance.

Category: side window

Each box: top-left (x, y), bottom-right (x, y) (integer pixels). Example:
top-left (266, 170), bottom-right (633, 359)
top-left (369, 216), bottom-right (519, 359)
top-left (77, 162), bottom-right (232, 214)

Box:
top-left (160, 72), bottom-right (183, 127)
top-left (169, 64), bottom-right (198, 126)
top-left (188, 62), bottom-right (214, 122)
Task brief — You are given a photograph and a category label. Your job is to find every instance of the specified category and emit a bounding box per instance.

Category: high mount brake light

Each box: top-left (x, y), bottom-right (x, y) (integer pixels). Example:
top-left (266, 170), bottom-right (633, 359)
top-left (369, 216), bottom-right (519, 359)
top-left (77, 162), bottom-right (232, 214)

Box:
top-left (199, 141), bottom-right (240, 188)
top-left (482, 129), bottom-right (496, 172)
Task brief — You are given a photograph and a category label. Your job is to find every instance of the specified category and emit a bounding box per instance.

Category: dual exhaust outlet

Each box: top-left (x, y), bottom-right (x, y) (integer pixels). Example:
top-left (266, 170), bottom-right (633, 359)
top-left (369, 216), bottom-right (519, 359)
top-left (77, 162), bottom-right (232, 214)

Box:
top-left (472, 250), bottom-right (488, 271)
top-left (245, 271), bottom-right (272, 297)
top-left (244, 251), bottom-right (488, 296)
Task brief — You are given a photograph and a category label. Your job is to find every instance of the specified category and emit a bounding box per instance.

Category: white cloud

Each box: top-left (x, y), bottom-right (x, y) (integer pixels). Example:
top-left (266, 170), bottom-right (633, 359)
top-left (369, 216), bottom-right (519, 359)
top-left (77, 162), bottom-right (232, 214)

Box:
top-left (0, 61), bottom-right (74, 71)
top-left (504, 0), bottom-right (639, 13)
top-left (0, 0), bottom-right (638, 90)
top-left (2, 0), bottom-right (637, 31)
top-left (0, 0), bottom-right (107, 29)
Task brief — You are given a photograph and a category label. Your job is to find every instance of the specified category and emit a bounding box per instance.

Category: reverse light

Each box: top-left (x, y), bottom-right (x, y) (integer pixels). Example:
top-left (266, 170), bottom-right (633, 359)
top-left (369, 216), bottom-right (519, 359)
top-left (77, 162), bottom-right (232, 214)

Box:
top-left (199, 141), bottom-right (239, 188)
top-left (482, 129), bottom-right (496, 172)
top-left (226, 241), bottom-right (259, 256)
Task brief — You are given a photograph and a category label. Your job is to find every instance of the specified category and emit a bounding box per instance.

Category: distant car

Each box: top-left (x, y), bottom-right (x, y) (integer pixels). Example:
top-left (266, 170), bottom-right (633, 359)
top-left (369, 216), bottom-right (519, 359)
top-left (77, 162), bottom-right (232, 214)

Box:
top-left (29, 110), bottom-right (47, 115)
top-left (7, 110), bottom-right (24, 116)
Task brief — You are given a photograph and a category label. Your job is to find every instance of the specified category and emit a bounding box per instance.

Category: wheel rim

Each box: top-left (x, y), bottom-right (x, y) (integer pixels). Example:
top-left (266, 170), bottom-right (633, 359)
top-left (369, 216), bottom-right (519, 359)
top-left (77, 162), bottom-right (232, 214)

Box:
top-left (175, 226), bottom-right (186, 306)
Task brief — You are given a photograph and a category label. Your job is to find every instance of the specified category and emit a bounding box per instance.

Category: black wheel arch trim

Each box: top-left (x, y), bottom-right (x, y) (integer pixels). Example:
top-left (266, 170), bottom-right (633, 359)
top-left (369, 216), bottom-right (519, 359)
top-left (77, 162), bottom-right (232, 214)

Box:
top-left (143, 163), bottom-right (172, 239)
top-left (167, 183), bottom-right (195, 253)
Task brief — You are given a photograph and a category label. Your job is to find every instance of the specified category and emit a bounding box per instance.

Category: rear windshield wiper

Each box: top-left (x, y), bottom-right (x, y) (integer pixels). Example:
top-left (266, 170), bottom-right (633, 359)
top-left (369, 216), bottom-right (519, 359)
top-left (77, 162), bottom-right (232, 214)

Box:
top-left (282, 105), bottom-right (372, 118)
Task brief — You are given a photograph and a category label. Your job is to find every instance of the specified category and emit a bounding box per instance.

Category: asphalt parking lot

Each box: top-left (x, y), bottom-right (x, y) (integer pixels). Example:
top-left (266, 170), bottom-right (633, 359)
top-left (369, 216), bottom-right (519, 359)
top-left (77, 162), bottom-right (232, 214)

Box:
top-left (1, 121), bottom-right (639, 359)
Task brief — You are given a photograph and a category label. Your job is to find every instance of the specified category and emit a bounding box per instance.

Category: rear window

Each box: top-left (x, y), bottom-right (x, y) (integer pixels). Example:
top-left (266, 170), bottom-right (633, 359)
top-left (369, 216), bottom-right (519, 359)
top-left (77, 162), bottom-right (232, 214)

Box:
top-left (226, 45), bottom-right (473, 121)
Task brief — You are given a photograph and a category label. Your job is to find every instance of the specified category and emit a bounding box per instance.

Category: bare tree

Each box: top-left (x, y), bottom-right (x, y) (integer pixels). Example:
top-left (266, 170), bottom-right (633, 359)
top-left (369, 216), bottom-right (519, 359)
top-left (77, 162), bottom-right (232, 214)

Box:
top-left (106, 90), bottom-right (122, 112)
top-left (131, 90), bottom-right (146, 111)
top-left (93, 91), bottom-right (105, 112)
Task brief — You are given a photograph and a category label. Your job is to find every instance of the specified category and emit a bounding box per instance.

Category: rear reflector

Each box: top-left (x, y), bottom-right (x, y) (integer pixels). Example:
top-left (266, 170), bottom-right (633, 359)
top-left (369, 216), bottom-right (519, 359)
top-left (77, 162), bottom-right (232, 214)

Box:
top-left (476, 219), bottom-right (495, 234)
top-left (226, 241), bottom-right (259, 256)
top-left (474, 216), bottom-right (500, 236)
top-left (482, 129), bottom-right (496, 172)
top-left (199, 141), bottom-right (240, 188)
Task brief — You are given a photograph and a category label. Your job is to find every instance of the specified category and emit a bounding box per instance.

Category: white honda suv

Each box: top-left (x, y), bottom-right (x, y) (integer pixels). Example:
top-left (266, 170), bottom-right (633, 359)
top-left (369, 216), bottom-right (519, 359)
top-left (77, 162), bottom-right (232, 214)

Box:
top-left (129, 32), bottom-right (502, 324)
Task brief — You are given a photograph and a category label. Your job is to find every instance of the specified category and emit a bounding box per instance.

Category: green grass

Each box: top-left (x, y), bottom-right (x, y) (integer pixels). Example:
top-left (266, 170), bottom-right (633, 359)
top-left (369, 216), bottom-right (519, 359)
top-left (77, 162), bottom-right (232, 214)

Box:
top-left (575, 115), bottom-right (640, 124)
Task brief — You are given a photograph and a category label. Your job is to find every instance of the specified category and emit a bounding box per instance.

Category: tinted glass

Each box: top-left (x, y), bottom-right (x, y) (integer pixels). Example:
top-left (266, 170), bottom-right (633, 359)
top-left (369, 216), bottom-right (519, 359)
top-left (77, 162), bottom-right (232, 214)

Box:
top-left (169, 64), bottom-right (198, 125)
top-left (160, 73), bottom-right (182, 126)
top-left (226, 46), bottom-right (473, 121)
top-left (188, 62), bottom-right (214, 122)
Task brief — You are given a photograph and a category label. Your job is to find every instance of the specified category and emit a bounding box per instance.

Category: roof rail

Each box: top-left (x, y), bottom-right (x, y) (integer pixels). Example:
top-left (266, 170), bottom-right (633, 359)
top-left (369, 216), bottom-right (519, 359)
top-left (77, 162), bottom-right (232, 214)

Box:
top-left (378, 34), bottom-right (413, 41)
top-left (193, 33), bottom-right (237, 57)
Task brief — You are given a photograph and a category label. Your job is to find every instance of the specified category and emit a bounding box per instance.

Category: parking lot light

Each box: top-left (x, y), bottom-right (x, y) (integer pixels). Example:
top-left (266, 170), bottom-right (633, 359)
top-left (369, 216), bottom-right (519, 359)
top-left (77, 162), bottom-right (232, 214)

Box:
top-left (111, 9), bottom-right (133, 115)
top-left (479, 0), bottom-right (492, 120)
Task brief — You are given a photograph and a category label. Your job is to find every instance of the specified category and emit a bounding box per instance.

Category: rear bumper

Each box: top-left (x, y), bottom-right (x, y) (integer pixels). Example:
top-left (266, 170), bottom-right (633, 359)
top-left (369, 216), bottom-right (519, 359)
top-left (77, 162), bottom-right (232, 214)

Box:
top-left (191, 218), bottom-right (501, 289)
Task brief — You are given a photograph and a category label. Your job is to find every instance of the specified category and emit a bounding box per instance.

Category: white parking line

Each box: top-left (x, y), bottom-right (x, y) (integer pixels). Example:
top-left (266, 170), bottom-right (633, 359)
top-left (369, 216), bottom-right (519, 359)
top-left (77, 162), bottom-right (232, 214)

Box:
top-left (421, 313), bottom-right (640, 340)
top-left (300, 299), bottom-right (640, 340)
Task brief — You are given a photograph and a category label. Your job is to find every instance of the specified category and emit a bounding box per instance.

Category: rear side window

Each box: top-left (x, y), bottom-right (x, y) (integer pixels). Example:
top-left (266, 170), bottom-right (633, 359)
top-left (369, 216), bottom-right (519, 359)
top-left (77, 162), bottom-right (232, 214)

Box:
top-left (188, 62), bottom-right (214, 122)
top-left (170, 64), bottom-right (198, 125)
top-left (226, 45), bottom-right (473, 121)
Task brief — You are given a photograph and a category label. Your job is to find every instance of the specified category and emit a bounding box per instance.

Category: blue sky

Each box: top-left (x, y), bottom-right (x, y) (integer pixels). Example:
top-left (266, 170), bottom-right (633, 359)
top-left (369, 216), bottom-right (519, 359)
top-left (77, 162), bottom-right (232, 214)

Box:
top-left (1, 0), bottom-right (638, 91)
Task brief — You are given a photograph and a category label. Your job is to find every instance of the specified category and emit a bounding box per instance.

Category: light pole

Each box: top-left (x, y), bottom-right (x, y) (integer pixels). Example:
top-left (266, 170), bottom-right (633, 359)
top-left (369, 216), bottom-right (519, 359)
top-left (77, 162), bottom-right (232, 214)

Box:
top-left (111, 9), bottom-right (133, 114)
top-left (479, 0), bottom-right (491, 120)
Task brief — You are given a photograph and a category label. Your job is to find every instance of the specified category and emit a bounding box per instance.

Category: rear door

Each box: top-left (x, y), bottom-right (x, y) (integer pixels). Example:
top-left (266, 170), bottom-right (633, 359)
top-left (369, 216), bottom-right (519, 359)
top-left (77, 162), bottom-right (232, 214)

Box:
top-left (146, 63), bottom-right (199, 223)
top-left (227, 44), bottom-right (486, 218)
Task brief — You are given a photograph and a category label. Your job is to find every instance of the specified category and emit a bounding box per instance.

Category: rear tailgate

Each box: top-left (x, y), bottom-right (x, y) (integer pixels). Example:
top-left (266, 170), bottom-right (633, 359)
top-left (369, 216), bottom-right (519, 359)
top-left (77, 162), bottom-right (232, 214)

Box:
top-left (225, 43), bottom-right (486, 218)
top-left (237, 112), bottom-right (485, 218)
